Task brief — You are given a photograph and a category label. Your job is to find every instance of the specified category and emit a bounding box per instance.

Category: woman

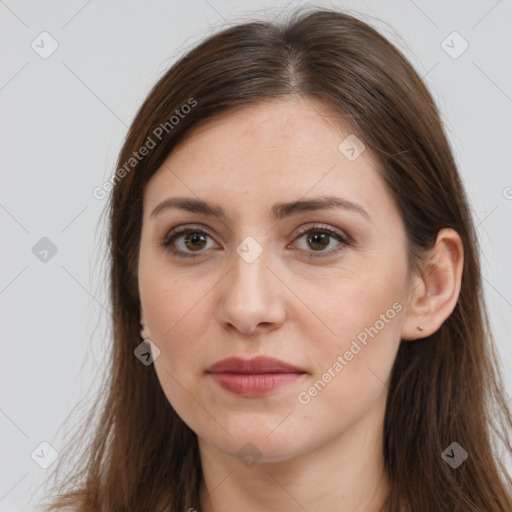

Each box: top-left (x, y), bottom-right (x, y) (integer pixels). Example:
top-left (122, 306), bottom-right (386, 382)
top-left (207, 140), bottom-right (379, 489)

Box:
top-left (41, 6), bottom-right (512, 511)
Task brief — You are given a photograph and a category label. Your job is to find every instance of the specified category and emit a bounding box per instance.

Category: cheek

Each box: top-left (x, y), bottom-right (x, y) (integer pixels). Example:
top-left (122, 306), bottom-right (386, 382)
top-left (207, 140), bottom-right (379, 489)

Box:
top-left (138, 257), bottom-right (207, 387)
top-left (140, 269), bottom-right (216, 406)
top-left (139, 248), bottom-right (213, 342)
top-left (294, 260), bottom-right (405, 393)
top-left (143, 281), bottom-right (211, 369)
top-left (292, 284), bottom-right (404, 436)
top-left (148, 288), bottom-right (214, 427)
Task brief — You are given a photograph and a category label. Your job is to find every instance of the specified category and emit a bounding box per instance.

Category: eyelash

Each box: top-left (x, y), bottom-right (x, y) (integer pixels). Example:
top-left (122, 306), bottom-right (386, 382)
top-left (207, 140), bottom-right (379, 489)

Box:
top-left (159, 223), bottom-right (350, 260)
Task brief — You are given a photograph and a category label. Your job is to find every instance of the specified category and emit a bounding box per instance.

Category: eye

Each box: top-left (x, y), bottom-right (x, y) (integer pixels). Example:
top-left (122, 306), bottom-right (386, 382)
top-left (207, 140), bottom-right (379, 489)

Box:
top-left (159, 226), bottom-right (218, 259)
top-left (159, 223), bottom-right (350, 260)
top-left (291, 224), bottom-right (350, 258)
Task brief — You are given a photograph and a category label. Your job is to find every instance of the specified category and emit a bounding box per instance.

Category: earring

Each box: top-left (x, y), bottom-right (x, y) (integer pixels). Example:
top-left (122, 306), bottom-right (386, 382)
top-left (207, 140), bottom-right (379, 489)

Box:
top-left (417, 325), bottom-right (424, 332)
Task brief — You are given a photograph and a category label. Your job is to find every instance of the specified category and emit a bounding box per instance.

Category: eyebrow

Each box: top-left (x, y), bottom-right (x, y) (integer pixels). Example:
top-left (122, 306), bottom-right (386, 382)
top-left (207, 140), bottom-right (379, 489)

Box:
top-left (150, 195), bottom-right (371, 221)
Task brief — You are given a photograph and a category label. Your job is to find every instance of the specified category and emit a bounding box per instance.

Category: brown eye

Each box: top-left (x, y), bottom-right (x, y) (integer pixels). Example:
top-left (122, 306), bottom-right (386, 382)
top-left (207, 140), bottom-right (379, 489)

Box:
top-left (160, 223), bottom-right (350, 260)
top-left (292, 224), bottom-right (350, 258)
top-left (182, 232), bottom-right (208, 251)
top-left (305, 232), bottom-right (330, 251)
top-left (160, 228), bottom-right (218, 259)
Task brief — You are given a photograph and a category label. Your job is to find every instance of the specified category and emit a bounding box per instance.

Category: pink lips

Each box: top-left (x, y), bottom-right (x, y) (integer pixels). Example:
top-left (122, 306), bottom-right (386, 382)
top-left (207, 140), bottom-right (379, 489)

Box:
top-left (207, 356), bottom-right (306, 397)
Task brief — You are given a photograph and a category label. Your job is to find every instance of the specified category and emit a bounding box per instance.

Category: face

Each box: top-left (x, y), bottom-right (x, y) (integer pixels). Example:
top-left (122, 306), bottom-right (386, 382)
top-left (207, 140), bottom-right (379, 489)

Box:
top-left (138, 97), bottom-right (413, 463)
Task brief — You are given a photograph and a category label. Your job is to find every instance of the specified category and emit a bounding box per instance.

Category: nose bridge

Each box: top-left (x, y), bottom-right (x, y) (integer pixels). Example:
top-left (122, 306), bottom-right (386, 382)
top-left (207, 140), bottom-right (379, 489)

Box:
top-left (216, 236), bottom-right (285, 333)
top-left (229, 239), bottom-right (273, 302)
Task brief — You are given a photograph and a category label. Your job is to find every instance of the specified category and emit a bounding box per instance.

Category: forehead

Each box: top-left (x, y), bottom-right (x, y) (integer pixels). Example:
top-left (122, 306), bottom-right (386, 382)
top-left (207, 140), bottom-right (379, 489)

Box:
top-left (143, 97), bottom-right (393, 221)
top-left (168, 97), bottom-right (357, 167)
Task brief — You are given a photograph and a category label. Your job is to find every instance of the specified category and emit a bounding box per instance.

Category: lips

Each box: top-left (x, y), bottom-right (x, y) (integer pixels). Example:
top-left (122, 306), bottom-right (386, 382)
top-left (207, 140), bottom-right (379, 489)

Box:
top-left (207, 356), bottom-right (305, 374)
top-left (207, 356), bottom-right (306, 397)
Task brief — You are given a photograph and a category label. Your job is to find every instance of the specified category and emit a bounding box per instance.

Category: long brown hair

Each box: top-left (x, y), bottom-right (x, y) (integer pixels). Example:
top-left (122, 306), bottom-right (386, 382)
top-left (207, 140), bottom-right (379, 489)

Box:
top-left (40, 6), bottom-right (512, 511)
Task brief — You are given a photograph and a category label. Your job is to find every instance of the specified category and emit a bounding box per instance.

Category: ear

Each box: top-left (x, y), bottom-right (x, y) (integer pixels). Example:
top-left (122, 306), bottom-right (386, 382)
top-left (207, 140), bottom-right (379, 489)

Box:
top-left (140, 303), bottom-right (152, 340)
top-left (401, 228), bottom-right (464, 340)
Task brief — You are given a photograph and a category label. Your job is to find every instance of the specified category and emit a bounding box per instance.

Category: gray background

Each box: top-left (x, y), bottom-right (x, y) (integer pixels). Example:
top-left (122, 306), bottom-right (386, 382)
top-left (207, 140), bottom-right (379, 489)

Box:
top-left (1, 0), bottom-right (511, 510)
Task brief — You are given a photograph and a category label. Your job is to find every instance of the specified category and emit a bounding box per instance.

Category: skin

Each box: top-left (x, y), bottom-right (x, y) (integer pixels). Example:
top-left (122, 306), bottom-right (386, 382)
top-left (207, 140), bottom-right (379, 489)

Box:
top-left (137, 96), bottom-right (463, 512)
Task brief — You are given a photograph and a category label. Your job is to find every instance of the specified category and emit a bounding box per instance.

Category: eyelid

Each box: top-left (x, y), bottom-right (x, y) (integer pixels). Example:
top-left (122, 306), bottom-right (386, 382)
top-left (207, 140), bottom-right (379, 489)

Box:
top-left (292, 222), bottom-right (350, 243)
top-left (160, 222), bottom-right (351, 259)
top-left (162, 222), bottom-right (349, 243)
top-left (289, 223), bottom-right (350, 258)
top-left (162, 223), bottom-right (217, 245)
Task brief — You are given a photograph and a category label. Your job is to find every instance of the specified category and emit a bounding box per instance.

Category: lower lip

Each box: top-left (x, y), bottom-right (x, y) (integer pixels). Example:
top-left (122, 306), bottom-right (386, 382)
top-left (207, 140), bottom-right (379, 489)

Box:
top-left (208, 372), bottom-right (304, 397)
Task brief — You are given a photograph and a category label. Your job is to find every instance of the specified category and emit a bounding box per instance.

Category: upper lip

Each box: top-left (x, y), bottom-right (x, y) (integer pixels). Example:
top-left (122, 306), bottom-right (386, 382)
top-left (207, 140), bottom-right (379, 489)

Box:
top-left (207, 356), bottom-right (306, 374)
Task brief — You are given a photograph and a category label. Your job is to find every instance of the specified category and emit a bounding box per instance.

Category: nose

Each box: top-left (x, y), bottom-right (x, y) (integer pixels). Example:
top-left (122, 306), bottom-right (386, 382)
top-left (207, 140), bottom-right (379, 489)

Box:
top-left (214, 244), bottom-right (287, 336)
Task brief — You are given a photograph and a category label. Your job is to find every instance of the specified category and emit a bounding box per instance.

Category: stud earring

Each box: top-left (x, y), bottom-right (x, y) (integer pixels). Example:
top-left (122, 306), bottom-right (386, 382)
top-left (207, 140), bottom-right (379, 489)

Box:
top-left (417, 325), bottom-right (424, 332)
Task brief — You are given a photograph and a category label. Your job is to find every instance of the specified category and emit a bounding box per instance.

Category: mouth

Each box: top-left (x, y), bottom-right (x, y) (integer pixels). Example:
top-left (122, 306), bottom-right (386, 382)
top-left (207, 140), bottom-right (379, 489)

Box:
top-left (206, 356), bottom-right (307, 397)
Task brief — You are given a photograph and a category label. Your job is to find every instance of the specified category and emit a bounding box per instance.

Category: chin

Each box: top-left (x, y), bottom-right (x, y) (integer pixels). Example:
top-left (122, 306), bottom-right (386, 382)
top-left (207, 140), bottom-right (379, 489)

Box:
top-left (197, 423), bottom-right (312, 465)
